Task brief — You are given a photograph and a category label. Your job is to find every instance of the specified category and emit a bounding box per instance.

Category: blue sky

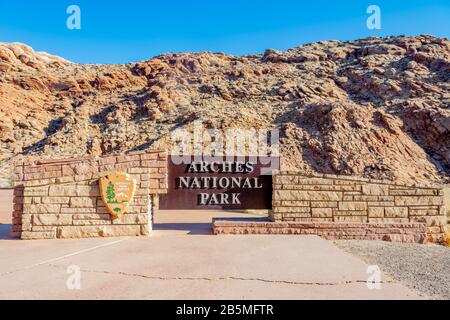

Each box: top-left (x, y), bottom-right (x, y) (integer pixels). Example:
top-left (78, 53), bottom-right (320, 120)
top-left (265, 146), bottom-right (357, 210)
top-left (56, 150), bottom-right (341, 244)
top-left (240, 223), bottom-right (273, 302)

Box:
top-left (0, 0), bottom-right (449, 64)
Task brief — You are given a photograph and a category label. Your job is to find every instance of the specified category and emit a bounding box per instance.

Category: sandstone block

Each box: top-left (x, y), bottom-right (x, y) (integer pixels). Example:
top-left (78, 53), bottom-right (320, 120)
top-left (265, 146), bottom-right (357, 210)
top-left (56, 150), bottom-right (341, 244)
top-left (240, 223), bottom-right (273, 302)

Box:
top-left (42, 164), bottom-right (61, 172)
top-left (362, 184), bottom-right (389, 195)
top-left (21, 214), bottom-right (32, 229)
top-left (112, 213), bottom-right (148, 225)
top-left (409, 208), bottom-right (439, 216)
top-left (394, 196), bottom-right (443, 206)
top-left (334, 180), bottom-right (359, 185)
top-left (55, 176), bottom-right (75, 184)
top-left (311, 201), bottom-right (338, 208)
top-left (275, 175), bottom-right (298, 184)
top-left (427, 233), bottom-right (448, 243)
top-left (96, 206), bottom-right (109, 214)
top-left (127, 205), bottom-right (147, 214)
top-left (99, 165), bottom-right (115, 172)
top-left (23, 204), bottom-right (60, 214)
top-left (70, 197), bottom-right (97, 208)
top-left (32, 226), bottom-right (57, 232)
top-left (353, 195), bottom-right (379, 201)
top-left (273, 207), bottom-right (310, 213)
top-left (33, 214), bottom-right (72, 226)
top-left (158, 167), bottom-right (167, 174)
top-left (57, 225), bottom-right (141, 239)
top-left (74, 174), bottom-right (94, 182)
top-left (49, 185), bottom-right (100, 197)
top-left (73, 220), bottom-right (112, 226)
top-left (282, 213), bottom-right (311, 218)
top-left (389, 189), bottom-right (416, 196)
top-left (280, 200), bottom-right (309, 207)
top-left (311, 208), bottom-right (332, 218)
top-left (149, 179), bottom-right (159, 189)
top-left (271, 213), bottom-right (283, 221)
top-left (368, 218), bottom-right (409, 223)
top-left (140, 153), bottom-right (158, 160)
top-left (411, 216), bottom-right (446, 227)
top-left (147, 188), bottom-right (162, 195)
top-left (415, 189), bottom-right (440, 196)
top-left (32, 197), bottom-right (42, 204)
top-left (367, 201), bottom-right (394, 207)
top-left (338, 202), bottom-right (367, 211)
top-left (42, 197), bottom-right (70, 204)
top-left (24, 187), bottom-right (48, 197)
top-left (334, 216), bottom-right (368, 222)
top-left (21, 231), bottom-right (56, 240)
top-left (117, 154), bottom-right (141, 163)
top-left (131, 197), bottom-right (149, 206)
top-left (140, 181), bottom-right (150, 188)
top-left (427, 226), bottom-right (442, 234)
top-left (335, 210), bottom-right (367, 216)
top-left (140, 224), bottom-right (150, 235)
top-left (128, 168), bottom-right (148, 174)
top-left (368, 207), bottom-right (384, 217)
top-left (73, 213), bottom-right (111, 220)
top-left (61, 207), bottom-right (96, 214)
top-left (283, 185), bottom-right (356, 191)
top-left (274, 190), bottom-right (342, 201)
top-left (385, 207), bottom-right (408, 218)
top-left (298, 177), bottom-right (334, 185)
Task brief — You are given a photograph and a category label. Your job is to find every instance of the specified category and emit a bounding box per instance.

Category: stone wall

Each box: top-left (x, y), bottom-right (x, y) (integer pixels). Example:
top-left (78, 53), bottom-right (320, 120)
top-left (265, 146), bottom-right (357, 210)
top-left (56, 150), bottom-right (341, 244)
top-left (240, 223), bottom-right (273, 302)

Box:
top-left (272, 172), bottom-right (447, 243)
top-left (213, 220), bottom-right (428, 243)
top-left (11, 150), bottom-right (167, 240)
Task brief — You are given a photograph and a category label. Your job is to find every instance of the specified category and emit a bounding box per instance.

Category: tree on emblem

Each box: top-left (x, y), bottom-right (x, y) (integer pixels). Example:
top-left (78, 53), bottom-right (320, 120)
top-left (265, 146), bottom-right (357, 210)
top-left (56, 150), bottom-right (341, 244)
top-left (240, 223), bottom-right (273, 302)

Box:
top-left (106, 181), bottom-right (116, 204)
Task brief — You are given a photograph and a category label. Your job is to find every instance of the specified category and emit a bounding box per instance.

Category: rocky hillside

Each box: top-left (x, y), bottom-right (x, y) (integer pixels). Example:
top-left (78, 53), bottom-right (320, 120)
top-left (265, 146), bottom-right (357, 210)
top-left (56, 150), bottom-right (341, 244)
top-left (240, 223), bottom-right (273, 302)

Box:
top-left (0, 35), bottom-right (449, 187)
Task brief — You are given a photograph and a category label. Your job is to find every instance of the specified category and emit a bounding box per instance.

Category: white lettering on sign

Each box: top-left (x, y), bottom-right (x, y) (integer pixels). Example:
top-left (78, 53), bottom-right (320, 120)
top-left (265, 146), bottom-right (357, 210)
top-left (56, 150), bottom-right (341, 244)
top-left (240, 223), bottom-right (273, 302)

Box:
top-left (199, 192), bottom-right (242, 205)
top-left (178, 161), bottom-right (262, 206)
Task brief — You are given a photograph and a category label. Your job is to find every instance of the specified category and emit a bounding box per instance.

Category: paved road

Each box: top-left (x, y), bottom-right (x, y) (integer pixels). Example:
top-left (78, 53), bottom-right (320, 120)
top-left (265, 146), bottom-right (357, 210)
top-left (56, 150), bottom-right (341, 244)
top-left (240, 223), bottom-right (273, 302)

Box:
top-left (0, 190), bottom-right (422, 299)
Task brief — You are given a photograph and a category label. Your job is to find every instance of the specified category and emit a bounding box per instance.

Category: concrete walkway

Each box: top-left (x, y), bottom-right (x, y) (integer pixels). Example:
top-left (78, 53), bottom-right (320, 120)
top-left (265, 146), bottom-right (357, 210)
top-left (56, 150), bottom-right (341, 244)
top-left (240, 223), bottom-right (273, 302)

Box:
top-left (0, 190), bottom-right (423, 299)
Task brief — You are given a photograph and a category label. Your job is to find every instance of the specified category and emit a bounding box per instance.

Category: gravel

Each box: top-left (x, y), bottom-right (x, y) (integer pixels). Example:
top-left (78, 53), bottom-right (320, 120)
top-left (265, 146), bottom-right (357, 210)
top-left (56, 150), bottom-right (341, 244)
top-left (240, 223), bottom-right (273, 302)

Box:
top-left (334, 240), bottom-right (450, 300)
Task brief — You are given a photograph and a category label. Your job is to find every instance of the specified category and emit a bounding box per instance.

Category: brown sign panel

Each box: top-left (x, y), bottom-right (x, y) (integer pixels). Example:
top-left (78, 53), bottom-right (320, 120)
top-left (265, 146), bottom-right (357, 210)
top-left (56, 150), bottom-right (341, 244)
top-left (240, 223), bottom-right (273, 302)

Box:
top-left (159, 156), bottom-right (277, 210)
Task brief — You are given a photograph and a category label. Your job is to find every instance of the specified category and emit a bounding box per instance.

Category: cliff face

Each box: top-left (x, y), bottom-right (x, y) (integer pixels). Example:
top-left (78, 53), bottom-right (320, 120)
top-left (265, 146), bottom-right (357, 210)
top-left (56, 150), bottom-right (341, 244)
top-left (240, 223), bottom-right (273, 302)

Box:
top-left (0, 35), bottom-right (449, 186)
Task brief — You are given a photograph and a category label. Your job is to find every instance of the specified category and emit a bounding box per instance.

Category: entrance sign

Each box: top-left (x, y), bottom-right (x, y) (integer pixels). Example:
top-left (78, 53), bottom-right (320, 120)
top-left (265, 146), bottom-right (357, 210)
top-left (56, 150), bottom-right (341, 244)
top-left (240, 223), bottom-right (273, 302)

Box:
top-left (159, 156), bottom-right (274, 210)
top-left (99, 172), bottom-right (136, 217)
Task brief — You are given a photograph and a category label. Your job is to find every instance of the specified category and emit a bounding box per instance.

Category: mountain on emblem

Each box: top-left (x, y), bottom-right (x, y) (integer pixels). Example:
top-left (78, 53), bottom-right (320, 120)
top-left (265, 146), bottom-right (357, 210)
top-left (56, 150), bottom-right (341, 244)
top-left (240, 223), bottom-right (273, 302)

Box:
top-left (99, 172), bottom-right (136, 218)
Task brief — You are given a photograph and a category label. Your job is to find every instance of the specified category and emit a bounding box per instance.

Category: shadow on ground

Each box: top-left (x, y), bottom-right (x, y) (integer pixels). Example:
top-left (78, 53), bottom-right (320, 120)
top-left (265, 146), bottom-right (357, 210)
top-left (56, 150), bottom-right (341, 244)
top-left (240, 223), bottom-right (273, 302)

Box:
top-left (153, 223), bottom-right (213, 235)
top-left (0, 224), bottom-right (13, 240)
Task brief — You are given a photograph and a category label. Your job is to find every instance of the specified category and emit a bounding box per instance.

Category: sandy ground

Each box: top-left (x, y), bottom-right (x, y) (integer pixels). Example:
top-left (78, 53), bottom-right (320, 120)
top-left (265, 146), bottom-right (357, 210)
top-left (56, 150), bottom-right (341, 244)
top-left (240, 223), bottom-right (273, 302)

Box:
top-left (0, 189), bottom-right (423, 299)
top-left (335, 240), bottom-right (450, 300)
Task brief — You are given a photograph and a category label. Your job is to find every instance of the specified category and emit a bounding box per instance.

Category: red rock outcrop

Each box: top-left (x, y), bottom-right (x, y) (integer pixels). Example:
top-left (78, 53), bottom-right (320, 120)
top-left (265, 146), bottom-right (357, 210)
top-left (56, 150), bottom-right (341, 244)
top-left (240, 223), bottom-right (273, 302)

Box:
top-left (0, 35), bottom-right (449, 186)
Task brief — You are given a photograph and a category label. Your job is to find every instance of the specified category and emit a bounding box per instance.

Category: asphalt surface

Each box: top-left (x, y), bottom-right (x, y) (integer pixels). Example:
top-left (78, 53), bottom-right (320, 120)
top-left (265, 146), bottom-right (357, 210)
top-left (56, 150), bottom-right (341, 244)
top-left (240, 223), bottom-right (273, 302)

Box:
top-left (0, 189), bottom-right (423, 300)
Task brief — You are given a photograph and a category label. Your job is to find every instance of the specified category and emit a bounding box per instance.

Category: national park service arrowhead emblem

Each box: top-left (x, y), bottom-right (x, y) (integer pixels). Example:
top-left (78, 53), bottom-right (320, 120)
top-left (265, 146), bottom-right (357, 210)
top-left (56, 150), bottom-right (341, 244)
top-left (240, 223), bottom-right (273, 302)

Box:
top-left (99, 172), bottom-right (136, 218)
